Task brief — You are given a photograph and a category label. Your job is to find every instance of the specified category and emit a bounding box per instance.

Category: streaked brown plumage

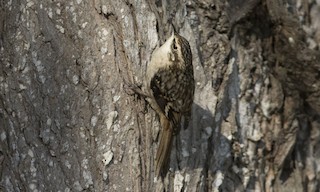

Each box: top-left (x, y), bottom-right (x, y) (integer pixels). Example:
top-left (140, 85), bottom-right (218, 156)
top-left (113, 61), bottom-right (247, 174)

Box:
top-left (145, 28), bottom-right (194, 177)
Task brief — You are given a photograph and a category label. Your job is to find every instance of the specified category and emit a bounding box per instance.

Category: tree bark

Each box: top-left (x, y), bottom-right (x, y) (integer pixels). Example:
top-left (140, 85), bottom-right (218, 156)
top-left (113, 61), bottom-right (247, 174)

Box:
top-left (0, 0), bottom-right (320, 191)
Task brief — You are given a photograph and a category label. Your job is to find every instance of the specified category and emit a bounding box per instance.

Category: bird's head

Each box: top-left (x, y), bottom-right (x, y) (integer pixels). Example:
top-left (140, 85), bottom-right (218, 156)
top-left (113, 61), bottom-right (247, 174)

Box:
top-left (154, 27), bottom-right (192, 68)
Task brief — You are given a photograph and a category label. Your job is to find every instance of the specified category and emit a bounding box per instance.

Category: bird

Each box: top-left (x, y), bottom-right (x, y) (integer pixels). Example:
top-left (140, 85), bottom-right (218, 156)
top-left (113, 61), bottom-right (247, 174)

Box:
top-left (145, 26), bottom-right (195, 177)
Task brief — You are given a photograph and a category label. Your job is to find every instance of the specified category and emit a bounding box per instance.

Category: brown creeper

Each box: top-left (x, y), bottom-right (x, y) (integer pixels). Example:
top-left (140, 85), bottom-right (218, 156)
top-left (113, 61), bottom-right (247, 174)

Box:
top-left (146, 28), bottom-right (194, 177)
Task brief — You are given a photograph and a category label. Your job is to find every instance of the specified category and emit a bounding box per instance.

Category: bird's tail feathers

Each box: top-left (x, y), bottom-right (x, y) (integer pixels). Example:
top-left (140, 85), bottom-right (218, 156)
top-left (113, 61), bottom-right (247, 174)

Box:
top-left (155, 114), bottom-right (173, 177)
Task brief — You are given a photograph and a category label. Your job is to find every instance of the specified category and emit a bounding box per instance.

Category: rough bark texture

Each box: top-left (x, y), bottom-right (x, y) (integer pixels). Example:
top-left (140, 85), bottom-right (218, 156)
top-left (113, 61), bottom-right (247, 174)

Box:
top-left (0, 0), bottom-right (320, 191)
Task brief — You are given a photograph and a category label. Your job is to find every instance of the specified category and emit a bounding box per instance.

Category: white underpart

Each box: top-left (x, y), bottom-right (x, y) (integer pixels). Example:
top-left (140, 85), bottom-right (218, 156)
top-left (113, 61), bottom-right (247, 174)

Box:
top-left (146, 33), bottom-right (175, 88)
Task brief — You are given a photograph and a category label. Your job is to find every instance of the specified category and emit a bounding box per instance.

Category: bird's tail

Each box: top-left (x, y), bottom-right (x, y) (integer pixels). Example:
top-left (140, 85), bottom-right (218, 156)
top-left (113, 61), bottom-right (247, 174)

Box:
top-left (155, 114), bottom-right (174, 177)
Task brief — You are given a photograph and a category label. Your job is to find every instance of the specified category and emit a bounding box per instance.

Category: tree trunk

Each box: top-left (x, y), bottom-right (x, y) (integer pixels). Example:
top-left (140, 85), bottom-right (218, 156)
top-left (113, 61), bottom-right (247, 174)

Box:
top-left (1, 0), bottom-right (320, 191)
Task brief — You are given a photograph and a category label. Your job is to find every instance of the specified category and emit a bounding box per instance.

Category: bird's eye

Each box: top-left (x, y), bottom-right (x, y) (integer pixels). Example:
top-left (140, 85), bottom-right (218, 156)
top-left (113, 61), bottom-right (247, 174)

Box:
top-left (172, 39), bottom-right (177, 50)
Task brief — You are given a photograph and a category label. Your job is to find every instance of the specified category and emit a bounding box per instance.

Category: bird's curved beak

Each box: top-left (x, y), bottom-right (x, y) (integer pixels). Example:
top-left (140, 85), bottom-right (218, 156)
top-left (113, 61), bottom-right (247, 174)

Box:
top-left (171, 24), bottom-right (177, 36)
